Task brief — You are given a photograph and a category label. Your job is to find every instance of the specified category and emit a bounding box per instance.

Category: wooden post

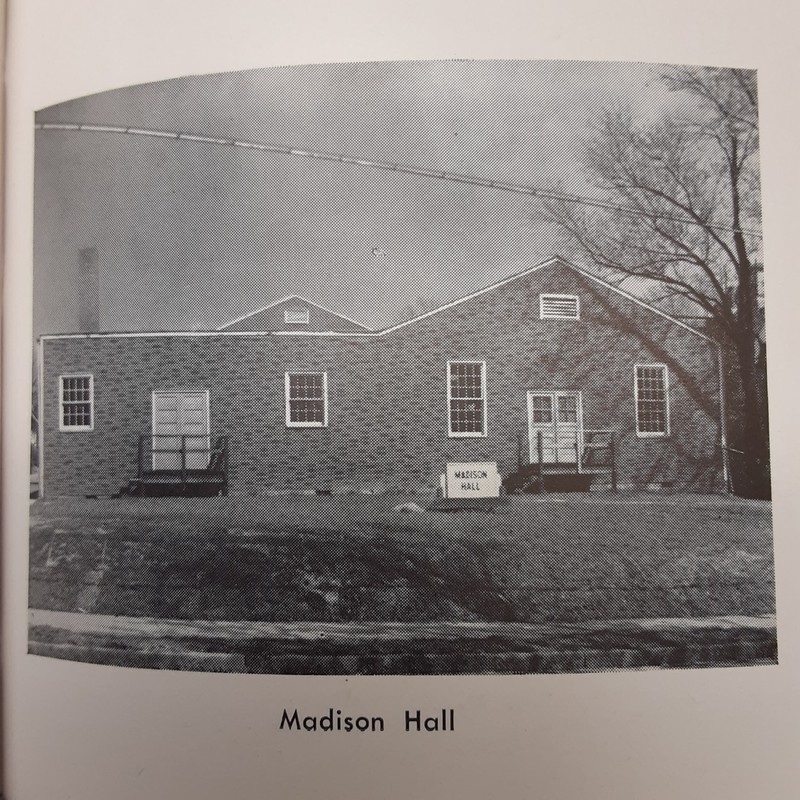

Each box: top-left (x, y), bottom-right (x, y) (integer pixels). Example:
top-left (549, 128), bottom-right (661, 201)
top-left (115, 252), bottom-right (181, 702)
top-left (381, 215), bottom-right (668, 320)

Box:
top-left (609, 433), bottom-right (617, 493)
top-left (222, 437), bottom-right (229, 496)
top-left (575, 436), bottom-right (580, 474)
top-left (138, 435), bottom-right (145, 497)
top-left (180, 435), bottom-right (187, 495)
top-left (537, 431), bottom-right (544, 494)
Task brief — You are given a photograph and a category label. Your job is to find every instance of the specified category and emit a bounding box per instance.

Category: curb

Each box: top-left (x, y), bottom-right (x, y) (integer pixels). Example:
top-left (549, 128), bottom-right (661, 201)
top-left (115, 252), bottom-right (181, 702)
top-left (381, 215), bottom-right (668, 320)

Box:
top-left (28, 610), bottom-right (778, 674)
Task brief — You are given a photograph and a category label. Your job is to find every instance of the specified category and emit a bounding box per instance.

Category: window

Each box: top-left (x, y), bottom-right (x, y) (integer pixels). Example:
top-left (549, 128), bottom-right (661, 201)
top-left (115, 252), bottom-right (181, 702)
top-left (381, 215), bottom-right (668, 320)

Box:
top-left (284, 308), bottom-right (310, 324)
top-left (635, 364), bottom-right (669, 436)
top-left (59, 374), bottom-right (94, 431)
top-left (285, 372), bottom-right (328, 427)
top-left (529, 394), bottom-right (553, 424)
top-left (557, 394), bottom-right (578, 424)
top-left (447, 361), bottom-right (486, 437)
top-left (540, 294), bottom-right (580, 320)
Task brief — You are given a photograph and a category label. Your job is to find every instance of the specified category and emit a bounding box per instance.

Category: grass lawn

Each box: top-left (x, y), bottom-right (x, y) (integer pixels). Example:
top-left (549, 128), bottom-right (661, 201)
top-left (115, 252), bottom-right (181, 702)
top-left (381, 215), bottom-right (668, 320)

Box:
top-left (29, 493), bottom-right (775, 625)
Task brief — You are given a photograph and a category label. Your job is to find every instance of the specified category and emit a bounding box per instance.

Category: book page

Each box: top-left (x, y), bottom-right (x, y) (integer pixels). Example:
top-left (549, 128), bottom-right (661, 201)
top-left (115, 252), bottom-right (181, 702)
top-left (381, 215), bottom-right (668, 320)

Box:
top-left (4, 1), bottom-right (799, 798)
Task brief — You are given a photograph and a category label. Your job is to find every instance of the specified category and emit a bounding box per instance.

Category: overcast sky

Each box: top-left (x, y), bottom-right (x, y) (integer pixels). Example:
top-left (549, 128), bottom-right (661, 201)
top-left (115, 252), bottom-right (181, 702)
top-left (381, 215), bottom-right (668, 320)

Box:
top-left (34, 60), bottom-right (679, 335)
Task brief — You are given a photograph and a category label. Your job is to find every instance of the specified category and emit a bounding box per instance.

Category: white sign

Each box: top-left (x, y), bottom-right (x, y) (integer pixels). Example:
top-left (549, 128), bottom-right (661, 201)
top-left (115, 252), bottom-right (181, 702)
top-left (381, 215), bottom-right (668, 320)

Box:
top-left (442, 462), bottom-right (501, 498)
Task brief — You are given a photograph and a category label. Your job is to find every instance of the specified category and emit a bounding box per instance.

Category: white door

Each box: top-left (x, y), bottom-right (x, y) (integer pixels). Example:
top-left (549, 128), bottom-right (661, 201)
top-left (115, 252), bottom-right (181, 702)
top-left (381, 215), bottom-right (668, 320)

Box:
top-left (527, 391), bottom-right (582, 466)
top-left (152, 391), bottom-right (210, 470)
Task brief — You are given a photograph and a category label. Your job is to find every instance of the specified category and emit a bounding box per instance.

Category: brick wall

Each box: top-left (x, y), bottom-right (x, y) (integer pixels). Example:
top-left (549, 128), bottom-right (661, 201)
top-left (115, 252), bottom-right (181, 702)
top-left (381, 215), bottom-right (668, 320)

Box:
top-left (40, 262), bottom-right (723, 496)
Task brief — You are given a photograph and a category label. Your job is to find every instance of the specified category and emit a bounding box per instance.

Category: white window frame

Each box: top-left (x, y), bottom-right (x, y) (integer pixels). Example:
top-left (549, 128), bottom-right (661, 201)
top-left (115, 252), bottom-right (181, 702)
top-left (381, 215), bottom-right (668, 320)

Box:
top-left (285, 371), bottom-right (328, 428)
top-left (58, 373), bottom-right (94, 432)
top-left (447, 360), bottom-right (487, 438)
top-left (634, 363), bottom-right (670, 437)
top-left (539, 293), bottom-right (580, 320)
top-left (284, 308), bottom-right (310, 324)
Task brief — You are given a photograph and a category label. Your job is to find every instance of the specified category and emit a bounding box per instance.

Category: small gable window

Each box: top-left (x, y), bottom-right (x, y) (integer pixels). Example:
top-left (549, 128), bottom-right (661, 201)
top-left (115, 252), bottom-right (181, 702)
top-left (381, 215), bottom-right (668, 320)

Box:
top-left (284, 308), bottom-right (310, 324)
top-left (540, 294), bottom-right (580, 320)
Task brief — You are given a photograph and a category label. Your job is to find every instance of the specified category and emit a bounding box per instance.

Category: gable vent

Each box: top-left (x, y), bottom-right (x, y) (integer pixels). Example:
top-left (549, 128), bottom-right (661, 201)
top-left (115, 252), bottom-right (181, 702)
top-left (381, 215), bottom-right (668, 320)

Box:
top-left (284, 308), bottom-right (310, 324)
top-left (539, 294), bottom-right (580, 320)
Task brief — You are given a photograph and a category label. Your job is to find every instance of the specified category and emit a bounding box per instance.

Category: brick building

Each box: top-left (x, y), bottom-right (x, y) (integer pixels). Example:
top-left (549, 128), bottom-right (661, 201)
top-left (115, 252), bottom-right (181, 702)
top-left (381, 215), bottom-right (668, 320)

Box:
top-left (37, 257), bottom-right (727, 497)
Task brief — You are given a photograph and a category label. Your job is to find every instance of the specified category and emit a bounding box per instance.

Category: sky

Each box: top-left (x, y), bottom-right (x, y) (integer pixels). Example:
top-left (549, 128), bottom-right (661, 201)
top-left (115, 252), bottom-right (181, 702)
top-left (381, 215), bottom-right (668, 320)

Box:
top-left (33, 60), bottom-right (680, 335)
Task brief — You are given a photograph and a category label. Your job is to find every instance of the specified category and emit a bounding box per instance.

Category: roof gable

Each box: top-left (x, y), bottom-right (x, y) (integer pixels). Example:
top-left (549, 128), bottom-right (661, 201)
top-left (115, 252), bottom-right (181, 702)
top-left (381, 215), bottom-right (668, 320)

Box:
top-left (378, 256), bottom-right (713, 342)
top-left (218, 294), bottom-right (371, 333)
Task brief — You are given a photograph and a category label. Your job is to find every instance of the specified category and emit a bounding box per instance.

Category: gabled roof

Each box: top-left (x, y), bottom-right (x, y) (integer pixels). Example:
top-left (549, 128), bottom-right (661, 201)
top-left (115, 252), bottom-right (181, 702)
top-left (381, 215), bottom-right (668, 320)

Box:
top-left (375, 256), bottom-right (714, 341)
top-left (217, 294), bottom-right (372, 333)
top-left (40, 257), bottom-right (714, 343)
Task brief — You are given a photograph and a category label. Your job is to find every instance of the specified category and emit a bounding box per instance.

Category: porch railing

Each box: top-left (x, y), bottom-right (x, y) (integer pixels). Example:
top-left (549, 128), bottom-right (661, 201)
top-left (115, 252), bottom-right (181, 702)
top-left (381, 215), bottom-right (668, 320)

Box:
top-left (136, 434), bottom-right (229, 496)
top-left (512, 429), bottom-right (617, 493)
top-left (581, 429), bottom-right (617, 492)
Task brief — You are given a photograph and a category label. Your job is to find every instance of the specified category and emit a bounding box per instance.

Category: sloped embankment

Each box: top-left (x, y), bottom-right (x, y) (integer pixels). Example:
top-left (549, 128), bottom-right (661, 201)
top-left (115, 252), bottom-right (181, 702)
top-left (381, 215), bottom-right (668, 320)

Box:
top-left (29, 507), bottom-right (775, 624)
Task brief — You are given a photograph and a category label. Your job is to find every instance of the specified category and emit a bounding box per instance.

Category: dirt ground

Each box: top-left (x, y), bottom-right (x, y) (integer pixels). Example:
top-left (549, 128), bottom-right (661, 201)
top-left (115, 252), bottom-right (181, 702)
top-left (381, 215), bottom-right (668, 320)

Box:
top-left (29, 493), bottom-right (775, 624)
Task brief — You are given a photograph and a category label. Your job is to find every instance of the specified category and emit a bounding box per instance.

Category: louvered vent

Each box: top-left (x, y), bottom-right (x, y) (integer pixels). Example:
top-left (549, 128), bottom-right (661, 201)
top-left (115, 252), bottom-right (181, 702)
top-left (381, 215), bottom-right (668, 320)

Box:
top-left (539, 294), bottom-right (580, 319)
top-left (284, 308), bottom-right (310, 324)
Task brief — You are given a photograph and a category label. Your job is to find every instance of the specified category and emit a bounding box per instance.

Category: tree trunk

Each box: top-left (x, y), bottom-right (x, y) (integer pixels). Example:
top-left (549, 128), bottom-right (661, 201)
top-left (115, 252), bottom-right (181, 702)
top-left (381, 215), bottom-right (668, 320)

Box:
top-left (729, 329), bottom-right (770, 499)
top-left (728, 138), bottom-right (770, 499)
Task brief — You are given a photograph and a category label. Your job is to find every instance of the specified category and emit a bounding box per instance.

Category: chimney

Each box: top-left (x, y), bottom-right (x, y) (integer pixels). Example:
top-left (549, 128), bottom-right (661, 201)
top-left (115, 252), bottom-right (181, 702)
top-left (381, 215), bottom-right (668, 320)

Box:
top-left (78, 247), bottom-right (100, 332)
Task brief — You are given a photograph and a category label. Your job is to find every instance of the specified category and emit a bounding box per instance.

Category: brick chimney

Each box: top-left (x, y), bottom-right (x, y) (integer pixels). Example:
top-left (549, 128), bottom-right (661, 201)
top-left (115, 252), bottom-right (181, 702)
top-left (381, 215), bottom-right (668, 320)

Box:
top-left (78, 247), bottom-right (100, 332)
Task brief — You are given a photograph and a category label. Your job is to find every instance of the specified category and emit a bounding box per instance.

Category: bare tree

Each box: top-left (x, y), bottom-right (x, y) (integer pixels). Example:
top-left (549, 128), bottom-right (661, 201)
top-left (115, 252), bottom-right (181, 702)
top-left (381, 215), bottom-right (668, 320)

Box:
top-left (546, 67), bottom-right (768, 497)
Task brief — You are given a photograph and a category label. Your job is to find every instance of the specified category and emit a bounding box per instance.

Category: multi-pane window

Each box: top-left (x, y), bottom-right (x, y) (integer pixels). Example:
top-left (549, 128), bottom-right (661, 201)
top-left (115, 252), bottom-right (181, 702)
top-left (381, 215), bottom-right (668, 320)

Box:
top-left (557, 394), bottom-right (578, 424)
top-left (529, 395), bottom-right (553, 423)
top-left (635, 364), bottom-right (669, 436)
top-left (285, 372), bottom-right (328, 427)
top-left (59, 374), bottom-right (93, 431)
top-left (540, 294), bottom-right (580, 319)
top-left (448, 361), bottom-right (486, 436)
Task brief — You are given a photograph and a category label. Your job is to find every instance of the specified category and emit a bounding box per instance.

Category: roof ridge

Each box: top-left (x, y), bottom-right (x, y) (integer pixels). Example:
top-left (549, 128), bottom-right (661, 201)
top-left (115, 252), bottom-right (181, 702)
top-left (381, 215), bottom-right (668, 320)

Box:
top-left (42, 256), bottom-right (713, 343)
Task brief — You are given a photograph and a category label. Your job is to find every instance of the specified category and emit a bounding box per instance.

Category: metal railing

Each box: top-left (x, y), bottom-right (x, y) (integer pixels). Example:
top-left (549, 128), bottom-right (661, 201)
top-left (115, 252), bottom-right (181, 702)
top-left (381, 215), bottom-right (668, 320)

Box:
top-left (581, 429), bottom-right (617, 492)
top-left (137, 434), bottom-right (229, 496)
top-left (511, 430), bottom-right (617, 493)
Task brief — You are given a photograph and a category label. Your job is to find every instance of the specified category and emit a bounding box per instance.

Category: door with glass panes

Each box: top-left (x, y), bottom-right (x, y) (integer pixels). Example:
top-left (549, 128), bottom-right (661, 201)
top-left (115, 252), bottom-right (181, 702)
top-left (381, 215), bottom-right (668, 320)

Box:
top-left (151, 390), bottom-right (210, 470)
top-left (527, 391), bottom-right (582, 466)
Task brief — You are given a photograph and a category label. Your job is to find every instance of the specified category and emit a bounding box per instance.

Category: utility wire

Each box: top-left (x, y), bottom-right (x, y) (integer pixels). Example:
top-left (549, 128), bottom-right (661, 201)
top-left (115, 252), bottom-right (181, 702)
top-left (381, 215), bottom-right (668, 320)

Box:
top-left (35, 122), bottom-right (763, 239)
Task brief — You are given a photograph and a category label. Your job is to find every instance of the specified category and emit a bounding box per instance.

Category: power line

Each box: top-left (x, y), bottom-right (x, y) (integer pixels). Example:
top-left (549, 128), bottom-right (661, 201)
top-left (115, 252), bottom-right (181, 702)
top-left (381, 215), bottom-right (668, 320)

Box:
top-left (35, 122), bottom-right (763, 239)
